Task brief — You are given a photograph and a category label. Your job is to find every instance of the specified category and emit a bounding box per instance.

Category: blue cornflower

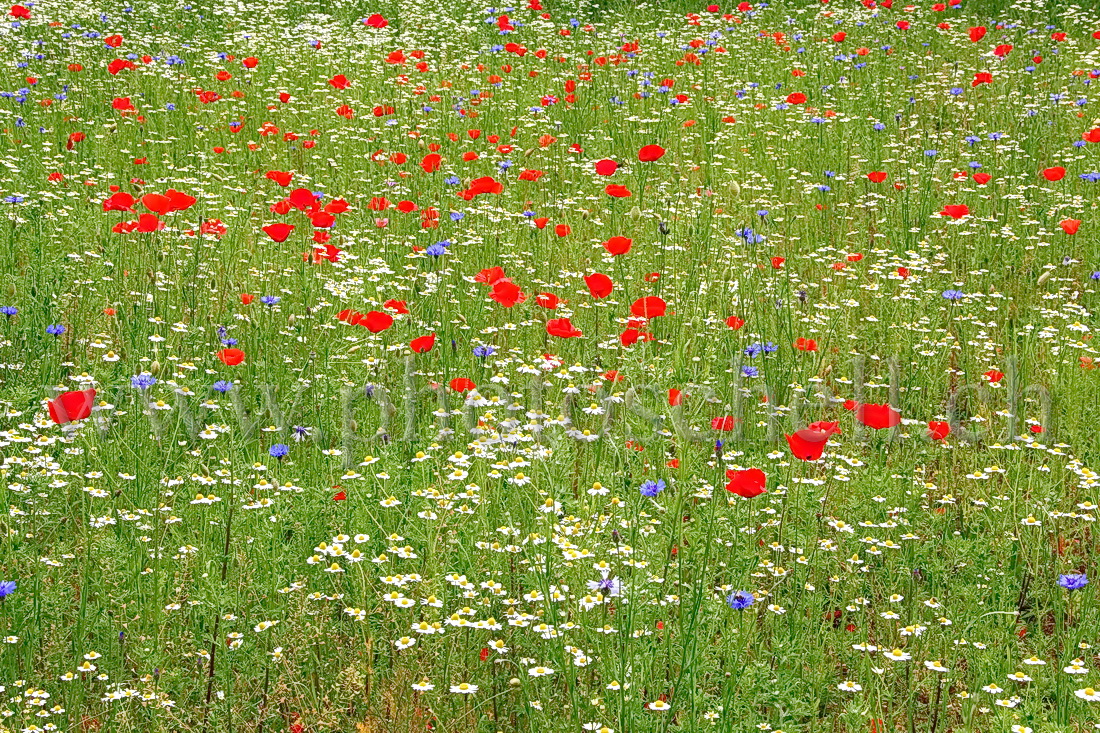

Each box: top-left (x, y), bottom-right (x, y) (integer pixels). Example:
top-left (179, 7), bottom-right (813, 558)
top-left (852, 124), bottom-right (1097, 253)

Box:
top-left (757, 209), bottom-right (769, 218)
top-left (0, 306), bottom-right (17, 316)
top-left (742, 366), bottom-right (759, 378)
top-left (1058, 573), bottom-right (1088, 590)
top-left (942, 289), bottom-right (965, 300)
top-left (46, 324), bottom-right (66, 336)
top-left (473, 345), bottom-right (496, 358)
top-left (744, 343), bottom-right (763, 358)
top-left (425, 243), bottom-right (447, 256)
top-left (260, 295), bottom-right (280, 306)
top-left (639, 479), bottom-right (666, 498)
top-left (131, 374), bottom-right (157, 390)
top-left (762, 342), bottom-right (778, 353)
top-left (0, 580), bottom-right (15, 600)
top-left (269, 443), bottom-right (290, 459)
top-left (444, 175), bottom-right (461, 185)
top-left (726, 590), bottom-right (754, 610)
top-left (212, 381), bottom-right (233, 393)
top-left (450, 212), bottom-right (464, 222)
top-left (1090, 272), bottom-right (1100, 280)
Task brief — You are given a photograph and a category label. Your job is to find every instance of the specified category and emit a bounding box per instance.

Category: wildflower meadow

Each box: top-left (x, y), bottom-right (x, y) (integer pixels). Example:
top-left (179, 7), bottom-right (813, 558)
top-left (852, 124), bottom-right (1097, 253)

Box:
top-left (1, 0), bottom-right (1100, 729)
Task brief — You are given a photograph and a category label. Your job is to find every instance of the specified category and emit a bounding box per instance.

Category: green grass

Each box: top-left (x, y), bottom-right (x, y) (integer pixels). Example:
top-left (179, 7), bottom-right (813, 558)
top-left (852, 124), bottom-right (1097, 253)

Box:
top-left (0, 0), bottom-right (1100, 730)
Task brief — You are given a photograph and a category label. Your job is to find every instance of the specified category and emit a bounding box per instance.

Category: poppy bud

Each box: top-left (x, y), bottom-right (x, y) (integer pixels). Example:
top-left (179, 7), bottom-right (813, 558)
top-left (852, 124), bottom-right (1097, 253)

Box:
top-left (727, 180), bottom-right (740, 197)
top-left (149, 360), bottom-right (161, 375)
top-left (629, 205), bottom-right (643, 220)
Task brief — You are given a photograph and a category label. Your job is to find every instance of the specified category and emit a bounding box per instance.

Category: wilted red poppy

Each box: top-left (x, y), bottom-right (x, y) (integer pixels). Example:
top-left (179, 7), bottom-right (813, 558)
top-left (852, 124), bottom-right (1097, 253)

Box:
top-left (637, 144), bottom-right (665, 162)
top-left (48, 388), bottom-right (96, 424)
top-left (725, 468), bottom-right (766, 498)
top-left (547, 317), bottom-right (583, 338)
top-left (410, 333), bottom-right (436, 353)
top-left (217, 348), bottom-right (246, 366)
top-left (855, 403), bottom-right (901, 429)
top-left (584, 272), bottom-right (614, 299)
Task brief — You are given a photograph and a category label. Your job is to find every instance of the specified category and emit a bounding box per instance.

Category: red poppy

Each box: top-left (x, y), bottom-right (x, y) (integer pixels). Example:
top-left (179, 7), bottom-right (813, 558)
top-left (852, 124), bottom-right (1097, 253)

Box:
top-left (1059, 218), bottom-right (1081, 235)
top-left (927, 421), bottom-right (951, 440)
top-left (535, 293), bottom-right (560, 309)
top-left (240, 293), bottom-right (254, 305)
top-left (604, 236), bottom-right (632, 255)
top-left (450, 378), bottom-right (476, 393)
top-left (47, 388), bottom-right (96, 424)
top-left (262, 223), bottom-right (295, 242)
top-left (1042, 166), bottom-right (1066, 181)
top-left (265, 170), bottom-right (294, 186)
top-left (771, 256), bottom-right (785, 269)
top-left (546, 317), bottom-right (583, 338)
top-left (584, 273), bottom-right (614, 299)
top-left (785, 92), bottom-right (807, 104)
top-left (637, 144), bottom-right (666, 162)
top-left (328, 74), bottom-right (351, 89)
top-left (410, 333), bottom-right (436, 353)
top-left (668, 388), bottom-right (682, 406)
top-left (794, 337), bottom-right (817, 351)
top-left (725, 468), bottom-right (766, 498)
top-left (217, 348), bottom-right (246, 366)
top-left (855, 403), bottom-right (901, 429)
top-left (594, 159), bottom-right (618, 176)
top-left (725, 315), bottom-right (745, 330)
top-left (361, 310), bottom-right (394, 333)
top-left (968, 26), bottom-right (987, 42)
top-left (605, 184), bottom-right (632, 198)
top-left (940, 204), bottom-right (969, 220)
top-left (489, 280), bottom-right (526, 307)
top-left (808, 421), bottom-right (841, 436)
top-left (631, 296), bottom-right (667, 318)
top-left (867, 171), bottom-right (887, 183)
top-left (364, 13), bottom-right (388, 27)
top-left (897, 267), bottom-right (910, 279)
top-left (333, 490), bottom-right (347, 501)
top-left (554, 223), bottom-right (571, 237)
top-left (972, 172), bottom-right (991, 185)
top-left (785, 427), bottom-right (830, 461)
top-left (711, 416), bottom-right (739, 431)
top-left (983, 369), bottom-right (1004, 383)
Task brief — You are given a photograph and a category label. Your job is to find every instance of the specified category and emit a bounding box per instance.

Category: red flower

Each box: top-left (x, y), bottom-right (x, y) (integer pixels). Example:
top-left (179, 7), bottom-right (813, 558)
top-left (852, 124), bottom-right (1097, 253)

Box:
top-left (927, 421), bottom-right (951, 440)
top-left (262, 223), bottom-right (295, 242)
top-left (725, 468), bottom-right (766, 498)
top-left (47, 388), bottom-right (96, 424)
top-left (940, 204), bottom-right (969, 220)
top-left (364, 13), bottom-right (388, 27)
top-left (217, 348), bottom-right (246, 366)
top-left (794, 337), bottom-right (817, 351)
top-left (594, 159), bottom-right (618, 176)
top-left (605, 184), bottom-right (632, 198)
top-left (1059, 218), bottom-right (1081, 235)
top-left (584, 273), bottom-right (614, 299)
top-left (630, 296), bottom-right (667, 318)
top-left (984, 369), bottom-right (1005, 383)
top-left (547, 318), bottom-right (583, 338)
top-left (410, 333), bottom-right (436, 353)
top-left (711, 416), bottom-right (739, 431)
top-left (361, 310), bottom-right (394, 333)
top-left (855, 403), bottom-right (901, 429)
top-left (333, 490), bottom-right (347, 501)
top-left (554, 223), bottom-right (571, 237)
top-left (973, 172), bottom-right (991, 185)
top-left (450, 378), bottom-right (476, 392)
top-left (668, 388), bottom-right (682, 406)
top-left (489, 280), bottom-right (526, 308)
top-left (867, 171), bottom-right (887, 183)
top-left (897, 267), bottom-right (910, 279)
top-left (1042, 166), bottom-right (1066, 181)
top-left (771, 256), bottom-right (785, 269)
top-left (785, 427), bottom-right (830, 461)
top-left (785, 92), bottom-right (807, 104)
top-left (384, 299), bottom-right (409, 314)
top-left (968, 26), bottom-right (987, 42)
top-left (535, 293), bottom-right (560, 309)
top-left (637, 144), bottom-right (666, 162)
top-left (725, 315), bottom-right (745, 330)
top-left (604, 236), bottom-right (632, 255)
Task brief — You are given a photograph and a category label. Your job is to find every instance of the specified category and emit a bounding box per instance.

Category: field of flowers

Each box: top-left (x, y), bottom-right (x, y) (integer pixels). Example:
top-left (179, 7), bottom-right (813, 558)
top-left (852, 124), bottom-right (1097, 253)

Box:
top-left (2, 0), bottom-right (1100, 729)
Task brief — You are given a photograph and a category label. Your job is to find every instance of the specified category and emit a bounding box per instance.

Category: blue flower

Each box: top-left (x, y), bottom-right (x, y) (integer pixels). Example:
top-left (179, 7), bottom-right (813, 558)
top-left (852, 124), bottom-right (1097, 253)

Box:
top-left (1058, 573), bottom-right (1088, 590)
top-left (1090, 272), bottom-right (1100, 280)
top-left (131, 374), bottom-right (157, 390)
top-left (942, 289), bottom-right (965, 300)
top-left (473, 345), bottom-right (496, 358)
top-left (46, 324), bottom-right (66, 336)
top-left (425, 243), bottom-right (447, 256)
top-left (742, 366), bottom-right (759, 378)
top-left (269, 443), bottom-right (290, 459)
top-left (0, 580), bottom-right (15, 600)
top-left (0, 306), bottom-right (17, 316)
top-left (212, 381), bottom-right (233, 393)
top-left (260, 295), bottom-right (280, 306)
top-left (726, 590), bottom-right (754, 610)
top-left (639, 479), bottom-right (666, 498)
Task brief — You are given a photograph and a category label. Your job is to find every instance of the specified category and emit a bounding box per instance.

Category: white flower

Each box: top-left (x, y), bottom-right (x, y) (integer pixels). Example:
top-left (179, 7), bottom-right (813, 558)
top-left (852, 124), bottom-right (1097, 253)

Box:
top-left (648, 700), bottom-right (671, 711)
top-left (1075, 687), bottom-right (1100, 701)
top-left (837, 680), bottom-right (862, 692)
top-left (450, 682), bottom-right (478, 694)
